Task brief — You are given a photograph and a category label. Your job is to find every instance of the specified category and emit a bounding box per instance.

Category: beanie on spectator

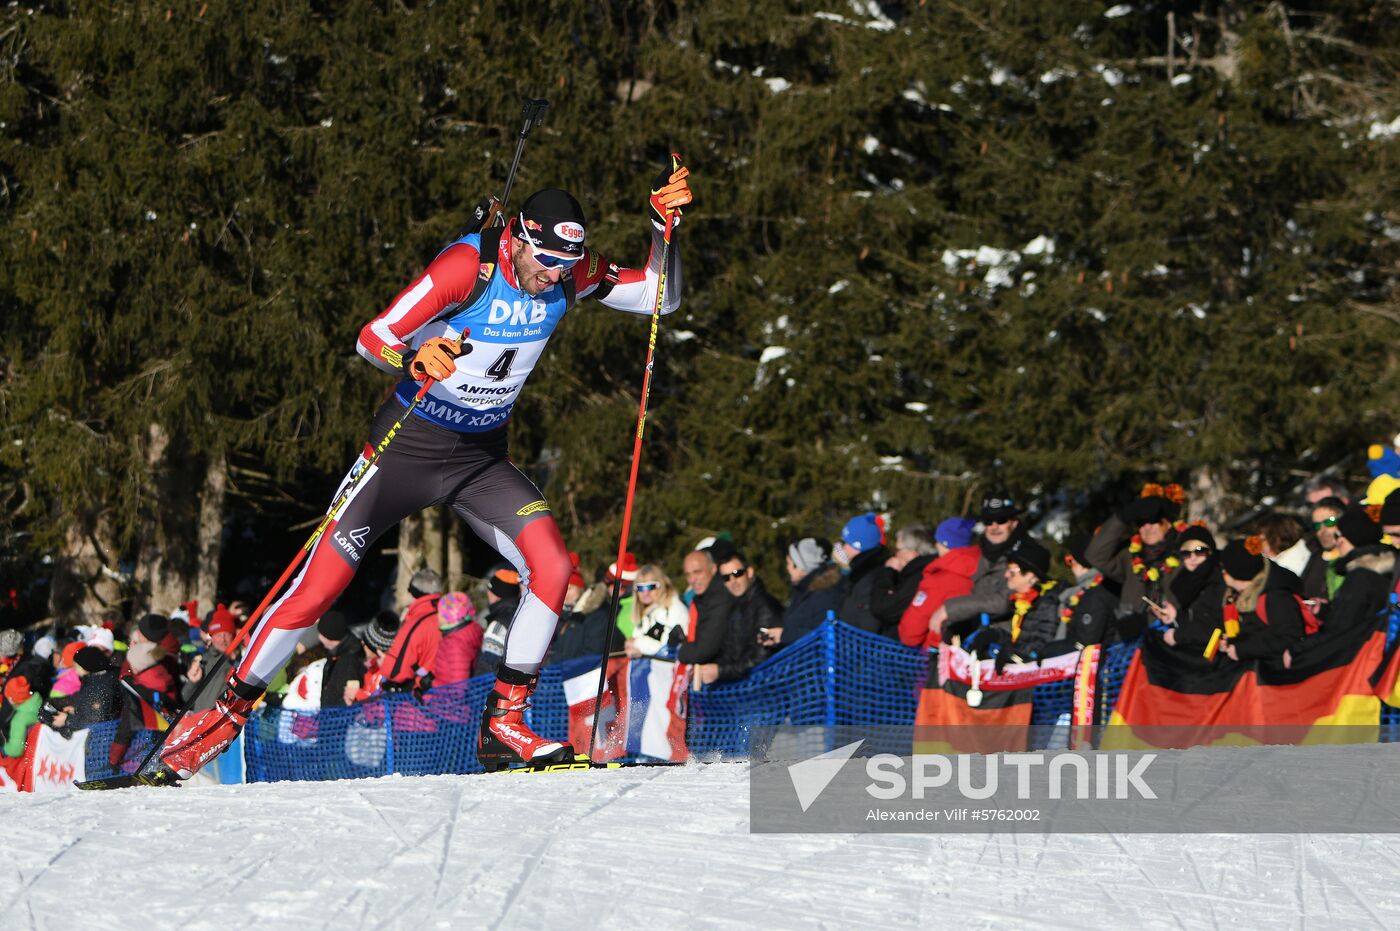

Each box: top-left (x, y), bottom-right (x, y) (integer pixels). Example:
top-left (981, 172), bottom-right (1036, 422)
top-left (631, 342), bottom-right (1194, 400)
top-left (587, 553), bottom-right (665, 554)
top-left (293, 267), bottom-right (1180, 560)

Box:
top-left (605, 554), bottom-right (638, 584)
top-left (935, 517), bottom-right (977, 551)
top-left (437, 592), bottom-right (475, 629)
top-left (408, 568), bottom-right (444, 599)
top-left (60, 641), bottom-right (84, 669)
top-left (1220, 538), bottom-right (1267, 581)
top-left (137, 613), bottom-right (170, 644)
top-left (317, 611), bottom-right (349, 642)
top-left (83, 627), bottom-right (115, 653)
top-left (1177, 525), bottom-right (1218, 552)
top-left (1338, 506), bottom-right (1383, 548)
top-left (1363, 474), bottom-right (1400, 506)
top-left (4, 675), bottom-right (30, 705)
top-left (75, 646), bottom-right (110, 673)
top-left (363, 611), bottom-right (400, 653)
top-left (566, 552), bottom-right (586, 590)
top-left (1064, 533), bottom-right (1093, 569)
top-left (787, 537), bottom-right (831, 575)
top-left (1381, 490), bottom-right (1400, 528)
top-left (705, 538), bottom-right (738, 568)
top-left (0, 629), bottom-right (21, 657)
top-left (32, 635), bottom-right (56, 661)
top-left (1007, 537), bottom-right (1051, 580)
top-left (205, 605), bottom-right (237, 637)
top-left (841, 512), bottom-right (886, 553)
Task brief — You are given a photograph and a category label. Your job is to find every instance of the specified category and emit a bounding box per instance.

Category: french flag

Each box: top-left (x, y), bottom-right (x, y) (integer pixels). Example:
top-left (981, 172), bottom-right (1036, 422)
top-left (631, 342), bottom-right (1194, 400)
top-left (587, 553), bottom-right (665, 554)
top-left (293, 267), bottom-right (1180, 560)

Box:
top-left (562, 655), bottom-right (689, 763)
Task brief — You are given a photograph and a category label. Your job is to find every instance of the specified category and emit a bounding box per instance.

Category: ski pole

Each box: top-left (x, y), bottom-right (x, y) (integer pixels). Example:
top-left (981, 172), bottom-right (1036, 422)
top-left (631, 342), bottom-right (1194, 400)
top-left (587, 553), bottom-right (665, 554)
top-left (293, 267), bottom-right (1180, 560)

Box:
top-left (132, 377), bottom-right (440, 775)
top-left (473, 97), bottom-right (549, 232)
top-left (587, 206), bottom-right (677, 760)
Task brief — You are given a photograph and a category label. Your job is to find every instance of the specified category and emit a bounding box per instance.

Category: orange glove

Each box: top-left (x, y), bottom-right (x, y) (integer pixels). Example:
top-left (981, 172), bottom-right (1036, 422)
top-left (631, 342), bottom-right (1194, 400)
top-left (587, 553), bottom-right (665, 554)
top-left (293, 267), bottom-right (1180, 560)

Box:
top-left (649, 154), bottom-right (691, 230)
top-left (407, 336), bottom-right (466, 381)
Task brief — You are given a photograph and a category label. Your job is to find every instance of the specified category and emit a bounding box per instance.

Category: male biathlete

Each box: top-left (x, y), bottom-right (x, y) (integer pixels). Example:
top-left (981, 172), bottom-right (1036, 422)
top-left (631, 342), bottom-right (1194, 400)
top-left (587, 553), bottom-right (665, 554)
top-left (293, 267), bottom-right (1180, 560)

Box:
top-left (157, 157), bottom-right (693, 778)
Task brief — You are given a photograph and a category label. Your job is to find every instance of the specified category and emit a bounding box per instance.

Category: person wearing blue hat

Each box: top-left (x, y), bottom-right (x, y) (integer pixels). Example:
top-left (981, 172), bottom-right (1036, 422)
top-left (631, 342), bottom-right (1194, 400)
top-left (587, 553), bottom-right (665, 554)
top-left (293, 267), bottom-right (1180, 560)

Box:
top-left (898, 517), bottom-right (982, 648)
top-left (835, 512), bottom-right (891, 634)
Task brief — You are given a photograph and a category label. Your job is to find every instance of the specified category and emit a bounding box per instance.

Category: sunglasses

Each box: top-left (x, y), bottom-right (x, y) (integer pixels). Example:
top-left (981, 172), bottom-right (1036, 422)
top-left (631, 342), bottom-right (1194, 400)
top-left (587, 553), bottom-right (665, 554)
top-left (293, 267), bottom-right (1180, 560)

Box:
top-left (634, 582), bottom-right (660, 592)
top-left (1180, 547), bottom-right (1211, 557)
top-left (1312, 516), bottom-right (1339, 530)
top-left (722, 567), bottom-right (748, 580)
top-left (516, 227), bottom-right (582, 270)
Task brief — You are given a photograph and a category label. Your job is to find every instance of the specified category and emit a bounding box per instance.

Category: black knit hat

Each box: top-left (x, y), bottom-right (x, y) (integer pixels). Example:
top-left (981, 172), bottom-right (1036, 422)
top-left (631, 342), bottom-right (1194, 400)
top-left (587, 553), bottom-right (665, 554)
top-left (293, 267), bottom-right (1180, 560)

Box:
top-left (137, 613), bottom-right (169, 643)
top-left (1065, 533), bottom-right (1092, 569)
top-left (1338, 506), bottom-right (1383, 547)
top-left (1178, 525), bottom-right (1217, 552)
top-left (516, 188), bottom-right (587, 257)
top-left (489, 568), bottom-right (521, 600)
top-left (317, 610), bottom-right (349, 642)
top-left (1219, 539), bottom-right (1266, 581)
top-left (1381, 490), bottom-right (1400, 528)
top-left (74, 645), bottom-right (109, 673)
top-left (1007, 537), bottom-right (1051, 580)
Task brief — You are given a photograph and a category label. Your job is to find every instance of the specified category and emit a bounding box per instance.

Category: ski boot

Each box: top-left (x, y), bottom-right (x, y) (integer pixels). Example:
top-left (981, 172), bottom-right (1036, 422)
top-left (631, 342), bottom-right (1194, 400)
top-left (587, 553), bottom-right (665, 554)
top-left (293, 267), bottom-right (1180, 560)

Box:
top-left (478, 670), bottom-right (573, 772)
top-left (156, 677), bottom-right (260, 781)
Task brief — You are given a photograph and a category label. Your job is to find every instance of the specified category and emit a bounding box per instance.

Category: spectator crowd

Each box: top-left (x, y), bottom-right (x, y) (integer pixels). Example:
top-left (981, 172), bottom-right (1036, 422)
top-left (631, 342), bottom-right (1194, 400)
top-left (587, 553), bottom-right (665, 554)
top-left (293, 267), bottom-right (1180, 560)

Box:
top-left (5, 469), bottom-right (1400, 779)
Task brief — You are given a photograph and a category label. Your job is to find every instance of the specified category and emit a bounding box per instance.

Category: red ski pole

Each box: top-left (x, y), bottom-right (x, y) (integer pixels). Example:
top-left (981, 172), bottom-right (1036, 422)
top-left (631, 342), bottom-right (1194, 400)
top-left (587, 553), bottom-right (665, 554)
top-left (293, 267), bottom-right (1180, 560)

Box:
top-left (587, 208), bottom-right (677, 761)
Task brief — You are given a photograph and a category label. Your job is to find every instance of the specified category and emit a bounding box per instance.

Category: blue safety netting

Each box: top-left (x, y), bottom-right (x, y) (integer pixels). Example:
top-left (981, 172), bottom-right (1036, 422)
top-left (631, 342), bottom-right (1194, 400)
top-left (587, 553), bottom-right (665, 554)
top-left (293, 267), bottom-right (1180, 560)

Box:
top-left (687, 622), bottom-right (929, 759)
top-left (70, 616), bottom-right (1400, 784)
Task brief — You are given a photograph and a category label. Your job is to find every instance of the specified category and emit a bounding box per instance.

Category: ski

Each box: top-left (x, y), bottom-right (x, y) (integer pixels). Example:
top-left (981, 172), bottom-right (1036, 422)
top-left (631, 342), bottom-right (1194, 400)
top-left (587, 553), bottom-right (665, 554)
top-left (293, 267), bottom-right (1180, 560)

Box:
top-left (74, 755), bottom-right (677, 788)
top-left (489, 754), bottom-right (682, 775)
top-left (75, 770), bottom-right (180, 791)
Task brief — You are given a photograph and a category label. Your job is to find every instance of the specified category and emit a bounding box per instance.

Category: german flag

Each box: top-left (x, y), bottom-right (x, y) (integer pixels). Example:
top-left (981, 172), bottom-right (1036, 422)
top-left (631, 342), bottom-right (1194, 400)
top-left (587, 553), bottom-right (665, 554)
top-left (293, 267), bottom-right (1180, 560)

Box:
top-left (1101, 630), bottom-right (1260, 750)
top-left (1106, 621), bottom-right (1388, 750)
top-left (912, 645), bottom-right (1054, 754)
top-left (1372, 631), bottom-right (1400, 708)
top-left (1255, 617), bottom-right (1385, 743)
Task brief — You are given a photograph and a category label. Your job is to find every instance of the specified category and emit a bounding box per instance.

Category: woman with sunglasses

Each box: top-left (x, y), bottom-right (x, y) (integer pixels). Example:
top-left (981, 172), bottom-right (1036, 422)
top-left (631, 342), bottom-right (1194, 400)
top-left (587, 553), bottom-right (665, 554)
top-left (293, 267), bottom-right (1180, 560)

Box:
top-left (158, 161), bottom-right (696, 780)
top-left (1151, 526), bottom-right (1226, 653)
top-left (623, 566), bottom-right (689, 659)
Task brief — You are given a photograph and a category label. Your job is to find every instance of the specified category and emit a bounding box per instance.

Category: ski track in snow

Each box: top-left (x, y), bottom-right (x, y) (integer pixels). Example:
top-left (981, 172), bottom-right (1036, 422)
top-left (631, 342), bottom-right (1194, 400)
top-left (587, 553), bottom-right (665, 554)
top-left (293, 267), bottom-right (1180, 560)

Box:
top-left (3, 762), bottom-right (1400, 930)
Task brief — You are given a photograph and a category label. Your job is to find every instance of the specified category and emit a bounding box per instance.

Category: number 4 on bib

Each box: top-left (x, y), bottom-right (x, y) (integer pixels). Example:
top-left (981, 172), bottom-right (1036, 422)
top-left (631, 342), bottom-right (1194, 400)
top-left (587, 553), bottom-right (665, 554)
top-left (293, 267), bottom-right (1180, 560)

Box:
top-left (485, 349), bottom-right (517, 382)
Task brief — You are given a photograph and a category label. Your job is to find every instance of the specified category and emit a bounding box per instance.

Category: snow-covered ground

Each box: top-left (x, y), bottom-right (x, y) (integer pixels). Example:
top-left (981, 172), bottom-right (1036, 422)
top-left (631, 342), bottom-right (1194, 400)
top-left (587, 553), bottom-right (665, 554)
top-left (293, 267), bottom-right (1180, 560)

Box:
top-left (4, 758), bottom-right (1400, 929)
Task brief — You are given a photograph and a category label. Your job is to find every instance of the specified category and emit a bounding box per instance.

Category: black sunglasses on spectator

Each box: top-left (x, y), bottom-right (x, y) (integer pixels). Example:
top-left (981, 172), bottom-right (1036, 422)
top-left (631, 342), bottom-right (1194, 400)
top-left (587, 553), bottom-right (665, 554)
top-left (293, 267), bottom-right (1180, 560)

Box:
top-left (1179, 547), bottom-right (1211, 557)
top-left (722, 567), bottom-right (747, 580)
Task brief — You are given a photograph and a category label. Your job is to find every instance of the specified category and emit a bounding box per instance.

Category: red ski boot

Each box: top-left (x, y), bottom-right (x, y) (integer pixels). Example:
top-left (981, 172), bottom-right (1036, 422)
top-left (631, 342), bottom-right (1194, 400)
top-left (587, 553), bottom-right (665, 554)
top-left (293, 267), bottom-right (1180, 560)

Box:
top-left (157, 679), bottom-right (260, 780)
top-left (478, 672), bottom-right (572, 771)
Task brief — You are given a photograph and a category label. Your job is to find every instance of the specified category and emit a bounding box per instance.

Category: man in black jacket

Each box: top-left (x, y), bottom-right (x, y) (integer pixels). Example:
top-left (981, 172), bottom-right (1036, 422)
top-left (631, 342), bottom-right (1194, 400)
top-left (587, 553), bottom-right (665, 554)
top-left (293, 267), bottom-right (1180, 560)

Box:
top-left (695, 553), bottom-right (781, 685)
top-left (1291, 507), bottom-right (1394, 668)
top-left (868, 525), bottom-right (938, 640)
top-left (762, 538), bottom-right (847, 647)
top-left (836, 511), bottom-right (890, 634)
top-left (316, 612), bottom-right (366, 708)
top-left (677, 546), bottom-right (737, 665)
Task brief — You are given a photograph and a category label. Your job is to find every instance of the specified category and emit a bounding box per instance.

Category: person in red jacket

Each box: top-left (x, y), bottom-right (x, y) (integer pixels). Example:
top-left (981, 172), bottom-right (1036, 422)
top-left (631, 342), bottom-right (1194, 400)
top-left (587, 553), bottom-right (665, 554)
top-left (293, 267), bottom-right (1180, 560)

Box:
top-left (433, 591), bottom-right (483, 686)
top-left (899, 518), bottom-right (980, 649)
top-left (379, 569), bottom-right (444, 696)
